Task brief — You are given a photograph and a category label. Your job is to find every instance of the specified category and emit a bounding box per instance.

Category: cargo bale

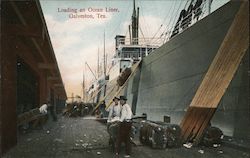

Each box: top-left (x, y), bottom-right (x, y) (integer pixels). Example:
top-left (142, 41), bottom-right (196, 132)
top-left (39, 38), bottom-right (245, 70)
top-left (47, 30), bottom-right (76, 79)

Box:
top-left (153, 121), bottom-right (182, 147)
top-left (201, 126), bottom-right (223, 147)
top-left (139, 120), bottom-right (167, 149)
top-left (117, 68), bottom-right (132, 86)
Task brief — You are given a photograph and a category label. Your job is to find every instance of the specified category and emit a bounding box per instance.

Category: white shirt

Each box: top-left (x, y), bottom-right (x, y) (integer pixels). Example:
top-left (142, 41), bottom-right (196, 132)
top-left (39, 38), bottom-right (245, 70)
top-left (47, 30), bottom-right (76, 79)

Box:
top-left (39, 104), bottom-right (48, 114)
top-left (120, 103), bottom-right (132, 122)
top-left (108, 103), bottom-right (121, 122)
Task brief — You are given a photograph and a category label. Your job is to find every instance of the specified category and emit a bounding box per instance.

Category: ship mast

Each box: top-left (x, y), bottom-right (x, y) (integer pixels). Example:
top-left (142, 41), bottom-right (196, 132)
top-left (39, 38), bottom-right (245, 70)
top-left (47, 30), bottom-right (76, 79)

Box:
top-left (103, 31), bottom-right (106, 77)
top-left (131, 0), bottom-right (139, 45)
top-left (97, 47), bottom-right (99, 78)
top-left (82, 71), bottom-right (85, 102)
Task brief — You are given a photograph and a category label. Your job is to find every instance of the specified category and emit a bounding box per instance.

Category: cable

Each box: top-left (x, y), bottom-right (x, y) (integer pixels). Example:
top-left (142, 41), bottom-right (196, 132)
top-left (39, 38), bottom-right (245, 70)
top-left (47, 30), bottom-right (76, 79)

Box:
top-left (139, 25), bottom-right (145, 42)
top-left (164, 0), bottom-right (187, 41)
top-left (138, 0), bottom-right (150, 38)
top-left (161, 0), bottom-right (179, 42)
top-left (110, 2), bottom-right (131, 38)
top-left (148, 1), bottom-right (176, 45)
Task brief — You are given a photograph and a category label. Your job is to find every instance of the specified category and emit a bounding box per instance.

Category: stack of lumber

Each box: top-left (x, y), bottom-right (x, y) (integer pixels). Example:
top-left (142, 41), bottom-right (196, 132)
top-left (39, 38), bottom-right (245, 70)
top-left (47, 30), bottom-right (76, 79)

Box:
top-left (180, 2), bottom-right (249, 145)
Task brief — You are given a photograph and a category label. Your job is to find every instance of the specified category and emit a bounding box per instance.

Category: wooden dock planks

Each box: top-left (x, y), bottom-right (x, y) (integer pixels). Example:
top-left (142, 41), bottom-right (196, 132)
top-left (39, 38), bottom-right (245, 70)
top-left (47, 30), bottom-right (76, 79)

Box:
top-left (180, 1), bottom-right (249, 144)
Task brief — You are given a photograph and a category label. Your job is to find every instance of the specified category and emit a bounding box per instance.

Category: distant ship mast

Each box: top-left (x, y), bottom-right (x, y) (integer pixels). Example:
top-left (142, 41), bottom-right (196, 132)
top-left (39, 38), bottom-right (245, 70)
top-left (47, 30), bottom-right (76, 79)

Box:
top-left (130, 0), bottom-right (139, 45)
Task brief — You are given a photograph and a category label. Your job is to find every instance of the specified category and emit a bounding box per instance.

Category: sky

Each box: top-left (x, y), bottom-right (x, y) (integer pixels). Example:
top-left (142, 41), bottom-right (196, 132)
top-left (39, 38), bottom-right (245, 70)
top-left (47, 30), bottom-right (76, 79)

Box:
top-left (40, 0), bottom-right (229, 99)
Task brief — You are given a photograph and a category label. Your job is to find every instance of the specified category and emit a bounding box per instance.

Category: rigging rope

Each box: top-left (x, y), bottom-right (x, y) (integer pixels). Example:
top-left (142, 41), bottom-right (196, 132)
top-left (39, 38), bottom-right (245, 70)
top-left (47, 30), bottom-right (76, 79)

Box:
top-left (166, 0), bottom-right (187, 40)
top-left (148, 1), bottom-right (176, 45)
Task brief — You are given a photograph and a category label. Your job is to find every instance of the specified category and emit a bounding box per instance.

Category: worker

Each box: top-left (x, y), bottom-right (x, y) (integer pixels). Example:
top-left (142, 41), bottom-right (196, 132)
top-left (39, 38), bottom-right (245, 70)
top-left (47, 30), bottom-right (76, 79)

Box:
top-left (99, 100), bottom-right (108, 118)
top-left (107, 97), bottom-right (122, 151)
top-left (39, 103), bottom-right (49, 114)
top-left (108, 97), bottom-right (121, 122)
top-left (115, 95), bottom-right (133, 158)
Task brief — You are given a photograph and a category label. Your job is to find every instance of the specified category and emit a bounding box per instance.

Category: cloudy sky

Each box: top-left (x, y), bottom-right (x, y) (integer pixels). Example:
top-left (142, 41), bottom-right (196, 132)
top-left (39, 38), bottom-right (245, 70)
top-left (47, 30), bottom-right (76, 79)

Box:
top-left (40, 0), bottom-right (228, 99)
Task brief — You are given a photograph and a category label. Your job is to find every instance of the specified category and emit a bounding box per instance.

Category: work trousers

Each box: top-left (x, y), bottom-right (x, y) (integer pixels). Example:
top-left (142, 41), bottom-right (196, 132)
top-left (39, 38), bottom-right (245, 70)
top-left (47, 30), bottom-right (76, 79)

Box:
top-left (115, 121), bottom-right (132, 155)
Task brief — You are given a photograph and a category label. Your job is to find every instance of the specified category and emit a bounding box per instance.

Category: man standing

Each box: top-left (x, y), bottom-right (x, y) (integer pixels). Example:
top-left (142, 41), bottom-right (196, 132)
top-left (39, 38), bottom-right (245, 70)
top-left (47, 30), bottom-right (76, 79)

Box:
top-left (115, 96), bottom-right (133, 158)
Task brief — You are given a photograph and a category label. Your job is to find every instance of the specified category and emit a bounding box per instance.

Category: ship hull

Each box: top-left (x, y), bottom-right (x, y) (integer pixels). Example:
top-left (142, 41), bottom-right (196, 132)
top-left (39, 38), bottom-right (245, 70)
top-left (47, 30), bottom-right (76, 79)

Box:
top-left (125, 1), bottom-right (249, 139)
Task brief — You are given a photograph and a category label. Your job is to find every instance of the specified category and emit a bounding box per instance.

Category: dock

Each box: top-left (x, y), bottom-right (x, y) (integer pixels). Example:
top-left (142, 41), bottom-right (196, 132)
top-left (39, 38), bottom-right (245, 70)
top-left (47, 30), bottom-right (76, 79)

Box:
top-left (3, 116), bottom-right (249, 158)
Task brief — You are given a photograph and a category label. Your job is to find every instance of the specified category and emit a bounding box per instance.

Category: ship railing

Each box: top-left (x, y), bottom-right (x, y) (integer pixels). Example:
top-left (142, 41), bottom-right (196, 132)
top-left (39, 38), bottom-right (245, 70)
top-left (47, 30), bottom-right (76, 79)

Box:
top-left (117, 37), bottom-right (165, 47)
top-left (117, 49), bottom-right (156, 59)
top-left (166, 0), bottom-right (208, 40)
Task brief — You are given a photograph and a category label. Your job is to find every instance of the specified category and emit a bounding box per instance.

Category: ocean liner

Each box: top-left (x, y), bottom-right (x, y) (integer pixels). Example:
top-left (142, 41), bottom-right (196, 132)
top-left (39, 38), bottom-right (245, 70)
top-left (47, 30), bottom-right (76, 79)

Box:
top-left (86, 0), bottom-right (249, 140)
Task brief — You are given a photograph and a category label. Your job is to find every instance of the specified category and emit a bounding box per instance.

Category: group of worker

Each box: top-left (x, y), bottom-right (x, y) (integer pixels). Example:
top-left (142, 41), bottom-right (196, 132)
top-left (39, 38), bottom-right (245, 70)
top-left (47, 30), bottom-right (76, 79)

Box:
top-left (107, 95), bottom-right (133, 158)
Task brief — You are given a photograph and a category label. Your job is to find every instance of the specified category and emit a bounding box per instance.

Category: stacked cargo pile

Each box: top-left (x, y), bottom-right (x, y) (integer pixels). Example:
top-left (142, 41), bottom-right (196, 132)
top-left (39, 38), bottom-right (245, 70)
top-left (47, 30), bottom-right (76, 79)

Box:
top-left (139, 120), bottom-right (181, 149)
top-left (17, 108), bottom-right (48, 132)
top-left (63, 103), bottom-right (94, 117)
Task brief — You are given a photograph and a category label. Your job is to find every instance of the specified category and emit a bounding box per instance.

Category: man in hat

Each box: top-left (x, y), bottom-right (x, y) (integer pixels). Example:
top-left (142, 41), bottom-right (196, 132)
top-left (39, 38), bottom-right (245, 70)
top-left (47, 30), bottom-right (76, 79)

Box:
top-left (115, 95), bottom-right (133, 158)
top-left (107, 97), bottom-right (122, 151)
top-left (108, 97), bottom-right (121, 122)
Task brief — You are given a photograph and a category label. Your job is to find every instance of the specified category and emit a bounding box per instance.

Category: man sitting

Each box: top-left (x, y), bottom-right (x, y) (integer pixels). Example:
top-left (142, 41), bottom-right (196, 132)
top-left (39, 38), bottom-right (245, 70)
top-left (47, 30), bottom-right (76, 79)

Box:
top-left (108, 97), bottom-right (121, 122)
top-left (107, 97), bottom-right (122, 151)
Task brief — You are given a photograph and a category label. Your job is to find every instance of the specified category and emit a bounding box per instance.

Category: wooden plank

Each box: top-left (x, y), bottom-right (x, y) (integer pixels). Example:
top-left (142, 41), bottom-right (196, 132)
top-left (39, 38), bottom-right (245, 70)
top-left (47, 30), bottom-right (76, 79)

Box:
top-left (180, 108), bottom-right (199, 141)
top-left (105, 60), bottom-right (142, 110)
top-left (86, 83), bottom-right (111, 103)
top-left (181, 108), bottom-right (209, 142)
top-left (193, 108), bottom-right (216, 145)
top-left (190, 1), bottom-right (249, 108)
top-left (91, 60), bottom-right (142, 114)
top-left (180, 1), bottom-right (249, 143)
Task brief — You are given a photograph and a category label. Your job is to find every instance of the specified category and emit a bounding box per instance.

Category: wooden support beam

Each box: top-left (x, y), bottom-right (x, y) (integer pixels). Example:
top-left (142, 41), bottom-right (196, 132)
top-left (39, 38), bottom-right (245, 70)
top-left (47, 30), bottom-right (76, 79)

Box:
top-left (10, 1), bottom-right (47, 63)
top-left (47, 76), bottom-right (60, 81)
top-left (38, 63), bottom-right (56, 69)
top-left (9, 1), bottom-right (68, 101)
top-left (53, 84), bottom-right (64, 87)
top-left (180, 1), bottom-right (249, 144)
top-left (32, 38), bottom-right (47, 62)
top-left (2, 24), bottom-right (42, 38)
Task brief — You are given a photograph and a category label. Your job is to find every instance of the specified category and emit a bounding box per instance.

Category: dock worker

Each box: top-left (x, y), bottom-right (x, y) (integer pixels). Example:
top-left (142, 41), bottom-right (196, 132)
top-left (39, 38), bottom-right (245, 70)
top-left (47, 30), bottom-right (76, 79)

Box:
top-left (40, 100), bottom-right (57, 121)
top-left (115, 95), bottom-right (133, 158)
top-left (108, 97), bottom-right (121, 122)
top-left (107, 97), bottom-right (122, 151)
top-left (39, 101), bottom-right (51, 114)
top-left (39, 103), bottom-right (48, 114)
top-left (99, 100), bottom-right (108, 118)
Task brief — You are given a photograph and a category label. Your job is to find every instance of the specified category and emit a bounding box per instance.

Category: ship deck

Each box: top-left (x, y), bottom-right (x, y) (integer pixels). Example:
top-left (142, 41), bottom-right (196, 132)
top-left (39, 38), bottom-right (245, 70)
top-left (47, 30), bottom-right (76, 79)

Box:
top-left (3, 116), bottom-right (249, 158)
